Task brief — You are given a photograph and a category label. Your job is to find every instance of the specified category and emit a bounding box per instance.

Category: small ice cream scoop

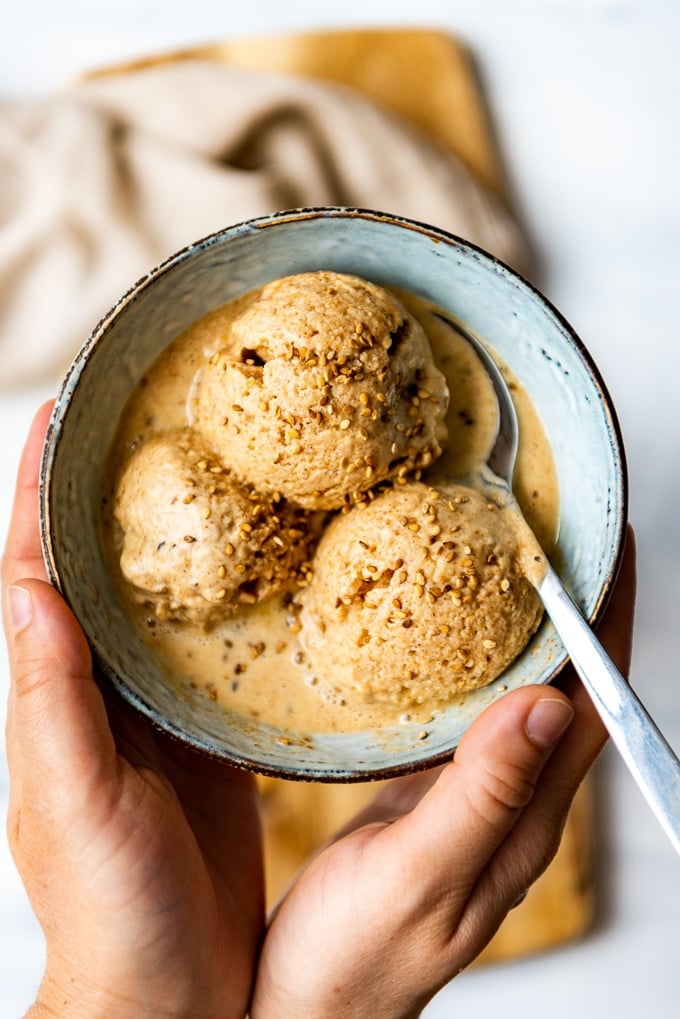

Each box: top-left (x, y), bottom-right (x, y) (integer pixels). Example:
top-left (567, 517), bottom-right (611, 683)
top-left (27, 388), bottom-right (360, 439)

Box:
top-left (114, 432), bottom-right (313, 624)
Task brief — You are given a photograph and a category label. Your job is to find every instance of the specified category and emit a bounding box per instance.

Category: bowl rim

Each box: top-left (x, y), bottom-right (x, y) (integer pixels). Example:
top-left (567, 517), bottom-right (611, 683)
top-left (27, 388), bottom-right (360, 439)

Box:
top-left (39, 205), bottom-right (629, 780)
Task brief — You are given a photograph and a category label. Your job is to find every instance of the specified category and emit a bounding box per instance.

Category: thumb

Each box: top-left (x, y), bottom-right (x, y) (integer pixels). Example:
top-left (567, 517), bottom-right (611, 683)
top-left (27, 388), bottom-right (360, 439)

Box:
top-left (394, 686), bottom-right (574, 901)
top-left (5, 579), bottom-right (117, 801)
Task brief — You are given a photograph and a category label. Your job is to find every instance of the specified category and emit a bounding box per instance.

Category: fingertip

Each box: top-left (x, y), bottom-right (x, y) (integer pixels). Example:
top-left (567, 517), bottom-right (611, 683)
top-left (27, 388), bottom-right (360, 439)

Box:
top-left (5, 583), bottom-right (33, 636)
top-left (525, 696), bottom-right (574, 749)
top-left (6, 578), bottom-right (114, 788)
top-left (2, 400), bottom-right (56, 590)
top-left (7, 577), bottom-right (92, 689)
top-left (20, 399), bottom-right (55, 483)
top-left (34, 398), bottom-right (55, 429)
top-left (456, 685), bottom-right (573, 762)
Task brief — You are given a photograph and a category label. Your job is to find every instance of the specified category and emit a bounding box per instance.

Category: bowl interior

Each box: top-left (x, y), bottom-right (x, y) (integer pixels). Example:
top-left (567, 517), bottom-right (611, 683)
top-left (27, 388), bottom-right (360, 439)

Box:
top-left (41, 208), bottom-right (627, 780)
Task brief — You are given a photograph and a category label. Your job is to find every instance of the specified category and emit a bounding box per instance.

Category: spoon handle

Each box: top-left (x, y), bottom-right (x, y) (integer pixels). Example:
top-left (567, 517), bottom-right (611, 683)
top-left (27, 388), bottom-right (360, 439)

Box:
top-left (538, 564), bottom-right (680, 856)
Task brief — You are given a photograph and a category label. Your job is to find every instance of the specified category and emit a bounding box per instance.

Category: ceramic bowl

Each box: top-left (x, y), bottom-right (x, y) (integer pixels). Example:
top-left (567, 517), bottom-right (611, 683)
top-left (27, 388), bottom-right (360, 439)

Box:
top-left (40, 207), bottom-right (627, 780)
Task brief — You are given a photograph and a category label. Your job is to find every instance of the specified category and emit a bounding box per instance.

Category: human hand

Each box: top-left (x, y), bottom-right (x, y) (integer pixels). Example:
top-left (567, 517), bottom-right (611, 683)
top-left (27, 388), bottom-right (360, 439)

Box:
top-left (2, 403), bottom-right (264, 1019)
top-left (251, 531), bottom-right (636, 1019)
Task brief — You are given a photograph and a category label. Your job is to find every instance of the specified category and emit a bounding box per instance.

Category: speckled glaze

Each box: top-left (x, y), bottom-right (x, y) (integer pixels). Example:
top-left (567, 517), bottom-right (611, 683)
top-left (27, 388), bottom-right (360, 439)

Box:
top-left (40, 208), bottom-right (627, 781)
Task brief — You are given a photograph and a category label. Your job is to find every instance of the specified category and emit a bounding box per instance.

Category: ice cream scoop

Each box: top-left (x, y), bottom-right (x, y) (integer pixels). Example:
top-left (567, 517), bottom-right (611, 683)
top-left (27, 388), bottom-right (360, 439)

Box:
top-left (114, 432), bottom-right (313, 624)
top-left (297, 480), bottom-right (543, 707)
top-left (194, 271), bottom-right (449, 509)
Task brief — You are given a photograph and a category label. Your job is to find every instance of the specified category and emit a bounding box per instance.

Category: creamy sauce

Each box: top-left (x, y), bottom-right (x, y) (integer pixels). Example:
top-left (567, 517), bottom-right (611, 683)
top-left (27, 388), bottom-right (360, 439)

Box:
top-left (102, 290), bottom-right (559, 734)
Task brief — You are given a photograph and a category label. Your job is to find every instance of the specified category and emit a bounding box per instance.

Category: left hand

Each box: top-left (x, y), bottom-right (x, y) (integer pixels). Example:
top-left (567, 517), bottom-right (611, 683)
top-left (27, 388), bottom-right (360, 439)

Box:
top-left (2, 402), bottom-right (264, 1019)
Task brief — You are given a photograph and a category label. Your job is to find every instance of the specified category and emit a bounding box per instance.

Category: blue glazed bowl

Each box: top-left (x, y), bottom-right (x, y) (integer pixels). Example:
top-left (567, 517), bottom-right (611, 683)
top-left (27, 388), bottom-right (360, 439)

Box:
top-left (40, 208), bottom-right (627, 781)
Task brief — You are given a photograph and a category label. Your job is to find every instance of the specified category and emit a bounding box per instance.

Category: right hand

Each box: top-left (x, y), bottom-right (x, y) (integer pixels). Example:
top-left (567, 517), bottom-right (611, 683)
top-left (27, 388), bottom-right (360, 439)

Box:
top-left (251, 530), bottom-right (636, 1019)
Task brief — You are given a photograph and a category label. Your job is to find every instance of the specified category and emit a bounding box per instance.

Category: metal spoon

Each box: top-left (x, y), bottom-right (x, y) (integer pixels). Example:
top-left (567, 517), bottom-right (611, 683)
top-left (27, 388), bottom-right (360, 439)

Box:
top-left (434, 311), bottom-right (680, 855)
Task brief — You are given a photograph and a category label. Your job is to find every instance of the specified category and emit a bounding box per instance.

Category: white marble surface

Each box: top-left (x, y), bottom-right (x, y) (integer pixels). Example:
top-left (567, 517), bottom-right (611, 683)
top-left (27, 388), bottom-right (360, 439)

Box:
top-left (2, 0), bottom-right (680, 1015)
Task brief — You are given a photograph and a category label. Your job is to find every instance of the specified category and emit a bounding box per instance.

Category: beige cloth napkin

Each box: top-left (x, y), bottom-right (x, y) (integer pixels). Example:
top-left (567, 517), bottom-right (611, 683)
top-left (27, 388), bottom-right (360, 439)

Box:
top-left (0, 59), bottom-right (526, 389)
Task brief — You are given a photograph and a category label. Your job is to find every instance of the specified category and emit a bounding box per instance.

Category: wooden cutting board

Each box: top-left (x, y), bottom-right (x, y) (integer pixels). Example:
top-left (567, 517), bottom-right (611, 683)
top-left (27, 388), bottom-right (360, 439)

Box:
top-left (91, 27), bottom-right (596, 964)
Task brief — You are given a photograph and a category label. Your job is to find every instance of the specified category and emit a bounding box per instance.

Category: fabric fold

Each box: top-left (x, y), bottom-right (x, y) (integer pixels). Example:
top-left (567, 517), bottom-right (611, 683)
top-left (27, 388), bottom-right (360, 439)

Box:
top-left (0, 60), bottom-right (527, 388)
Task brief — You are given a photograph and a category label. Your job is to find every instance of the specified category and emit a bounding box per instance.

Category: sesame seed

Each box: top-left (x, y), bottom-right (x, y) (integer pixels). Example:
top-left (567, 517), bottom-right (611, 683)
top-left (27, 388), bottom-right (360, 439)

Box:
top-left (339, 418), bottom-right (351, 430)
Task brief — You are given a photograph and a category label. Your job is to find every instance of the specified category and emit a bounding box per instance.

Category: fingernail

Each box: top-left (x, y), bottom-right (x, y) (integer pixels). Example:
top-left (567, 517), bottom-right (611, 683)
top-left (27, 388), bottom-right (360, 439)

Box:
top-left (526, 697), bottom-right (574, 748)
top-left (6, 585), bottom-right (33, 635)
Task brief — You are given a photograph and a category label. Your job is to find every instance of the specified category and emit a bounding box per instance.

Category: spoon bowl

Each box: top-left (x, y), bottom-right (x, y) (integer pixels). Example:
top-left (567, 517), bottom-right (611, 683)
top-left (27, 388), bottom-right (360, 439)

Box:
top-left (434, 310), bottom-right (680, 856)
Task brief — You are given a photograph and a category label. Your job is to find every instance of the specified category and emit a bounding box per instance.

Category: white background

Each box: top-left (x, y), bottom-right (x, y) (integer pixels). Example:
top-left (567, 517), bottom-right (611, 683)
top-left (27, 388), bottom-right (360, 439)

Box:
top-left (2, 1), bottom-right (680, 1016)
